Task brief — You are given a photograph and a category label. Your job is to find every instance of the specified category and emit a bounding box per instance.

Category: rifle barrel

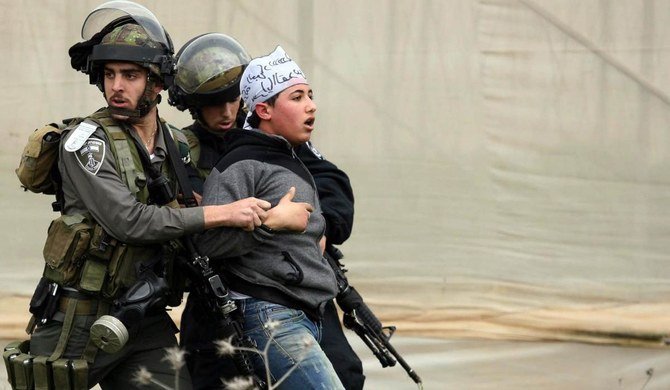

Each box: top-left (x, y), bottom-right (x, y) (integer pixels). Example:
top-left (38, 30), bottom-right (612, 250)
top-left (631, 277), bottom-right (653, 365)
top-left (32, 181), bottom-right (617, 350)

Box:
top-left (326, 246), bottom-right (423, 387)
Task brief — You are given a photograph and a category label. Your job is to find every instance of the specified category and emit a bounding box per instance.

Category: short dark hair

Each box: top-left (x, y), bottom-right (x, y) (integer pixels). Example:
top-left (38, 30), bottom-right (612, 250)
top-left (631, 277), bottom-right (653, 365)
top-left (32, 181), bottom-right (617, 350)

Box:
top-left (247, 94), bottom-right (279, 128)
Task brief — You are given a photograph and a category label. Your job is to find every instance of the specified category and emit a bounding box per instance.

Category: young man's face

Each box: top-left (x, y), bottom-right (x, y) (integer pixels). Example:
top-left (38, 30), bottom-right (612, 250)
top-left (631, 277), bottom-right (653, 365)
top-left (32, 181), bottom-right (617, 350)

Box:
top-left (263, 84), bottom-right (316, 146)
top-left (103, 62), bottom-right (157, 119)
top-left (200, 97), bottom-right (241, 133)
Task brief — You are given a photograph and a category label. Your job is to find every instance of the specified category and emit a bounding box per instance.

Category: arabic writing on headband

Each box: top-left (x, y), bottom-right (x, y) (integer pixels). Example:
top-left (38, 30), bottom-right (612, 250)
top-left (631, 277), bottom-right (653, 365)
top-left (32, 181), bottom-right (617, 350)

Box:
top-left (242, 52), bottom-right (306, 103)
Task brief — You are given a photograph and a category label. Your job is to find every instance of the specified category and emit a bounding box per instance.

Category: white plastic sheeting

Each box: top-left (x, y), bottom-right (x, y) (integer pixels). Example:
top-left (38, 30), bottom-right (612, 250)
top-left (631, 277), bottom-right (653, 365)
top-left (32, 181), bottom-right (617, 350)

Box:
top-left (3, 0), bottom-right (670, 352)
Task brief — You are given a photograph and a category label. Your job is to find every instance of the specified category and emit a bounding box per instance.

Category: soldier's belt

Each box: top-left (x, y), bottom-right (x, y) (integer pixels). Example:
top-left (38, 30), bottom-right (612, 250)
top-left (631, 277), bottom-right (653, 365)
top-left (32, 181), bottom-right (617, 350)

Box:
top-left (58, 297), bottom-right (98, 316)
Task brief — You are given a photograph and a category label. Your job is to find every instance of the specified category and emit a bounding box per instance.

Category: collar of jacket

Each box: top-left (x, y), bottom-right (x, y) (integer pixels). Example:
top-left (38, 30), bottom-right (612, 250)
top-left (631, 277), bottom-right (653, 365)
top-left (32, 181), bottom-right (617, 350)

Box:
top-left (222, 128), bottom-right (294, 155)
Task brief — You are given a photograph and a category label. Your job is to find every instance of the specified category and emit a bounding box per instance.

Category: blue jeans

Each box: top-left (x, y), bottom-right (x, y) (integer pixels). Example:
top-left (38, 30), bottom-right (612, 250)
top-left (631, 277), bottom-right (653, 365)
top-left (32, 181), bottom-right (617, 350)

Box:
top-left (238, 298), bottom-right (344, 389)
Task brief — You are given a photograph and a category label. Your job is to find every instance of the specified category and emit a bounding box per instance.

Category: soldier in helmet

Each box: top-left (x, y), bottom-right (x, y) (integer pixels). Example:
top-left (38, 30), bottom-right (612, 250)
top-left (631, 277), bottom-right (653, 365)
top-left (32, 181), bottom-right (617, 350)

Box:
top-left (22, 2), bottom-right (310, 389)
top-left (168, 33), bottom-right (252, 197)
top-left (169, 34), bottom-right (364, 389)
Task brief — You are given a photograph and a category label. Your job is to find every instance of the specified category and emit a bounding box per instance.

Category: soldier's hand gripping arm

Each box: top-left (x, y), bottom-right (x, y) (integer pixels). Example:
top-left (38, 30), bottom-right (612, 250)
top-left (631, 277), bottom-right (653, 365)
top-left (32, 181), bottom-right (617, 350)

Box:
top-left (197, 160), bottom-right (314, 260)
top-left (59, 128), bottom-right (269, 244)
top-left (203, 198), bottom-right (270, 231)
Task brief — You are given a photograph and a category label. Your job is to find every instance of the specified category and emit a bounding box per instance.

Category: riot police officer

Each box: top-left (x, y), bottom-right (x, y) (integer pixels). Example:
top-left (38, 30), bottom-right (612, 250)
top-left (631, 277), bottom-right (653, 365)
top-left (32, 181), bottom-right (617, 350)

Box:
top-left (22, 2), bottom-right (306, 388)
top-left (169, 33), bottom-right (364, 389)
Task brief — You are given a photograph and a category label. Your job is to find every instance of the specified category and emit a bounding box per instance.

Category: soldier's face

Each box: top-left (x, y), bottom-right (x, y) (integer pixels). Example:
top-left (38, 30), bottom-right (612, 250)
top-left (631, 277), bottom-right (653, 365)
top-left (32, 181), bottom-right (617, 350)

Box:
top-left (260, 84), bottom-right (316, 146)
top-left (103, 62), bottom-right (158, 118)
top-left (200, 97), bottom-right (241, 133)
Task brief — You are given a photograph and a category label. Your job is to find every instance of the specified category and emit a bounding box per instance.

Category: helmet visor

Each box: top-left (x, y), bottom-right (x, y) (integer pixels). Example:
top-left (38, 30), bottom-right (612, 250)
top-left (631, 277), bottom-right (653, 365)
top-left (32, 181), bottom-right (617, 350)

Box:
top-left (82, 0), bottom-right (169, 48)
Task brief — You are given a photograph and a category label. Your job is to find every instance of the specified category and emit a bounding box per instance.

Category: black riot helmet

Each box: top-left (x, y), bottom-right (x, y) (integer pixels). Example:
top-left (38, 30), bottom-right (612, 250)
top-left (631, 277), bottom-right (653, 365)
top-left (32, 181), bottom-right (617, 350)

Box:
top-left (168, 33), bottom-right (250, 118)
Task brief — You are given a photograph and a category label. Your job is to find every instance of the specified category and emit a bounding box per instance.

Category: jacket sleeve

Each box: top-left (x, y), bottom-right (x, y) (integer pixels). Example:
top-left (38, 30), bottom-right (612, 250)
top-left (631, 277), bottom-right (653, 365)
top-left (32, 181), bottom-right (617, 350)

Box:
top-left (196, 161), bottom-right (271, 259)
top-left (296, 142), bottom-right (355, 245)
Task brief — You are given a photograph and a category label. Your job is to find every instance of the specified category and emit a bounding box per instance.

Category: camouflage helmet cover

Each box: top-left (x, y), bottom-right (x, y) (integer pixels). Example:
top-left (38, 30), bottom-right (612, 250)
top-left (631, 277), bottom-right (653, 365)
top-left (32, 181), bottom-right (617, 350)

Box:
top-left (99, 23), bottom-right (162, 76)
top-left (101, 22), bottom-right (161, 48)
top-left (169, 33), bottom-right (250, 110)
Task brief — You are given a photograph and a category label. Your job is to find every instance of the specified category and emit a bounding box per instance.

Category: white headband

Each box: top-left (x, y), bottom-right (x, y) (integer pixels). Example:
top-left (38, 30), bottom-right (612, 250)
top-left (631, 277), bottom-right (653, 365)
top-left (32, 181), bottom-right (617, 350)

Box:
top-left (240, 46), bottom-right (307, 120)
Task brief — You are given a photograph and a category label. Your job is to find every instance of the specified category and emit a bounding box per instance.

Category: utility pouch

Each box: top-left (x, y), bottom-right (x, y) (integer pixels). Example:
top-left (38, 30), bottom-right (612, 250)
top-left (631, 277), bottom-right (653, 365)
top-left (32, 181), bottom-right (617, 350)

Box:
top-left (78, 259), bottom-right (106, 293)
top-left (102, 243), bottom-right (130, 300)
top-left (102, 242), bottom-right (161, 301)
top-left (28, 278), bottom-right (51, 318)
top-left (79, 224), bottom-right (118, 294)
top-left (88, 223), bottom-right (117, 262)
top-left (10, 353), bottom-right (34, 390)
top-left (70, 359), bottom-right (88, 390)
top-left (3, 341), bottom-right (26, 389)
top-left (39, 358), bottom-right (87, 390)
top-left (28, 278), bottom-right (60, 329)
top-left (42, 214), bottom-right (92, 286)
top-left (52, 359), bottom-right (72, 390)
top-left (33, 356), bottom-right (53, 390)
top-left (15, 123), bottom-right (63, 195)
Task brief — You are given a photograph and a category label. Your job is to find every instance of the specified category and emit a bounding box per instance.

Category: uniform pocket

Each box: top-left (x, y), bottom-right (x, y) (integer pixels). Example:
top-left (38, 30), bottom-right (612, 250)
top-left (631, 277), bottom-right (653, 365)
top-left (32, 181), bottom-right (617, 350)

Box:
top-left (42, 215), bottom-right (92, 286)
top-left (102, 244), bottom-right (129, 299)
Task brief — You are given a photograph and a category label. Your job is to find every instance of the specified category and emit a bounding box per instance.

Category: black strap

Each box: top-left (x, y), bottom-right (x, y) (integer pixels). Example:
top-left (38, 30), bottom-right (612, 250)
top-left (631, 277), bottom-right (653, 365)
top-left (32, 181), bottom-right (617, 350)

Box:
top-left (162, 123), bottom-right (198, 208)
top-left (126, 126), bottom-right (162, 181)
top-left (163, 125), bottom-right (267, 388)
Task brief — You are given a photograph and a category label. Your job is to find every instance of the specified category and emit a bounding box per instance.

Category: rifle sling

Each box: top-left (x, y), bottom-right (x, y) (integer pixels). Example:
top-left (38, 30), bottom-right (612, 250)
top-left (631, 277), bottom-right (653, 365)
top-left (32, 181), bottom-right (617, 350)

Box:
top-left (162, 124), bottom-right (197, 208)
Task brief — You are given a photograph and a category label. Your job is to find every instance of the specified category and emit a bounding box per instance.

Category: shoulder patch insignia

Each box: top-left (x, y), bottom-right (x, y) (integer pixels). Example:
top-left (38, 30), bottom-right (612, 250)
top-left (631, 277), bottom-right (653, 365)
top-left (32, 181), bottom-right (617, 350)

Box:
top-left (74, 138), bottom-right (106, 175)
top-left (64, 121), bottom-right (98, 152)
top-left (305, 141), bottom-right (323, 160)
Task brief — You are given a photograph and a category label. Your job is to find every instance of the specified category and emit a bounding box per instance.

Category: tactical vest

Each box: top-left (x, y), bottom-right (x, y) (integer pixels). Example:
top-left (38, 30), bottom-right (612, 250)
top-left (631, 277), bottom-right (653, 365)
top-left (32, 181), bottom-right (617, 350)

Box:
top-left (90, 109), bottom-right (179, 204)
top-left (41, 109), bottom-right (187, 302)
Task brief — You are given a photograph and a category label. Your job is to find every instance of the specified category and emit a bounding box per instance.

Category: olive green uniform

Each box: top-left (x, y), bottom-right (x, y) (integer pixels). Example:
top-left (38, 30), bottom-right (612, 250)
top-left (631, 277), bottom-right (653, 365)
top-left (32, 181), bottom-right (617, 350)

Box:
top-left (29, 108), bottom-right (201, 389)
top-left (57, 116), bottom-right (203, 241)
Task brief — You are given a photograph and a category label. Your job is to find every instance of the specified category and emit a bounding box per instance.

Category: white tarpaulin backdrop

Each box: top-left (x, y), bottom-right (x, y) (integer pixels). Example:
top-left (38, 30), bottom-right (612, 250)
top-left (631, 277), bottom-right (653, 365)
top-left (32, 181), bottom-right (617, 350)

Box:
top-left (3, 0), bottom-right (670, 371)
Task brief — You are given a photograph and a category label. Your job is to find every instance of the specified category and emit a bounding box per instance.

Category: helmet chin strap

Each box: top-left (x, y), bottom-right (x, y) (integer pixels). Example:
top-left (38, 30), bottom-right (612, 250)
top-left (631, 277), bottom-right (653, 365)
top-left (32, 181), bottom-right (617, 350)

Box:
top-left (107, 94), bottom-right (161, 120)
top-left (193, 108), bottom-right (207, 128)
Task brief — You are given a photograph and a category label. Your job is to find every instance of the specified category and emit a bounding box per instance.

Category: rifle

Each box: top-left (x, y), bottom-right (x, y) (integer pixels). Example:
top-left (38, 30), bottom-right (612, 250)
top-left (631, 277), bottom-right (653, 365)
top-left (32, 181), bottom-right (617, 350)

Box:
top-left (177, 238), bottom-right (267, 389)
top-left (324, 245), bottom-right (423, 389)
top-left (162, 127), bottom-right (266, 388)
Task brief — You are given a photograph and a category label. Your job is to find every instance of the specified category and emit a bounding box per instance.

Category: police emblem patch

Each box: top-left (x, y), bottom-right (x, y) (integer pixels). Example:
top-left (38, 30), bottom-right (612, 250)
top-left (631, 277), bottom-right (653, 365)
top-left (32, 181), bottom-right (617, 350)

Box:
top-left (305, 141), bottom-right (323, 160)
top-left (75, 138), bottom-right (106, 175)
top-left (64, 121), bottom-right (98, 152)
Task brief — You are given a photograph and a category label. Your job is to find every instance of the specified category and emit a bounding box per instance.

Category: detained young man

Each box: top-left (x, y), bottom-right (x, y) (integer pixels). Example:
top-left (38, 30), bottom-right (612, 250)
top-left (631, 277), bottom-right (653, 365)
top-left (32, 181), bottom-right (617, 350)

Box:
top-left (196, 46), bottom-right (344, 389)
